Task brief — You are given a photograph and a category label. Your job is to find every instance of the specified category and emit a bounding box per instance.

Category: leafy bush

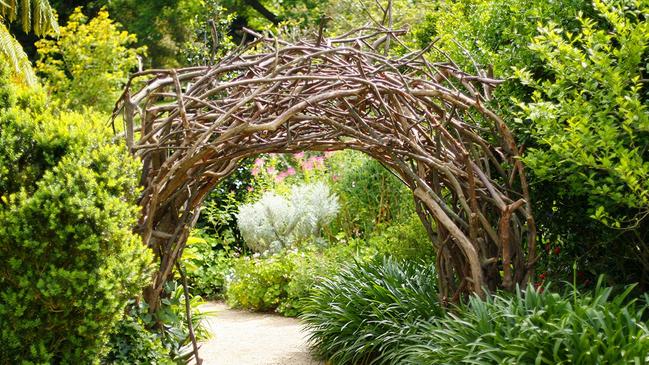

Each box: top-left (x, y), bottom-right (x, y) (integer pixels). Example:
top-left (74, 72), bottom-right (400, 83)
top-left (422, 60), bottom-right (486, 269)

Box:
top-left (104, 282), bottom-right (211, 364)
top-left (328, 151), bottom-right (415, 237)
top-left (401, 281), bottom-right (649, 364)
top-left (301, 259), bottom-right (441, 365)
top-left (224, 235), bottom-right (375, 315)
top-left (224, 226), bottom-right (433, 318)
top-left (414, 0), bottom-right (593, 114)
top-left (35, 7), bottom-right (144, 113)
top-left (183, 231), bottom-right (234, 299)
top-left (281, 248), bottom-right (335, 317)
top-left (414, 0), bottom-right (649, 288)
top-left (237, 182), bottom-right (339, 253)
top-left (103, 310), bottom-right (171, 365)
top-left (367, 213), bottom-right (435, 262)
top-left (281, 240), bottom-right (381, 316)
top-left (0, 80), bottom-right (92, 196)
top-left (225, 251), bottom-right (296, 311)
top-left (516, 0), bottom-right (649, 286)
top-left (520, 1), bottom-right (648, 219)
top-left (0, 78), bottom-right (152, 363)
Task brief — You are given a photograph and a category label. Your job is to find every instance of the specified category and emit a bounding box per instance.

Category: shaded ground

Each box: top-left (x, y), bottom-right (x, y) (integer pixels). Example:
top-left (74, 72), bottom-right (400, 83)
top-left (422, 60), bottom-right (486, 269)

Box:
top-left (195, 302), bottom-right (324, 365)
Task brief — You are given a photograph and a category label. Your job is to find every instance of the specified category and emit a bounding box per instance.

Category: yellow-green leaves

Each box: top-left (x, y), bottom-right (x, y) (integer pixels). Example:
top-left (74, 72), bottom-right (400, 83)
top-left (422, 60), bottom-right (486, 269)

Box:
top-left (0, 0), bottom-right (58, 36)
top-left (0, 0), bottom-right (58, 84)
top-left (35, 7), bottom-right (145, 113)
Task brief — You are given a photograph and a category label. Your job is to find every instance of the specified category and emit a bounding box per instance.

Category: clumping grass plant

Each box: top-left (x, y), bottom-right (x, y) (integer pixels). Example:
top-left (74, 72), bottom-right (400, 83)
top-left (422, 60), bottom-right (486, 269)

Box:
top-left (400, 279), bottom-right (649, 364)
top-left (302, 264), bottom-right (649, 365)
top-left (300, 258), bottom-right (441, 365)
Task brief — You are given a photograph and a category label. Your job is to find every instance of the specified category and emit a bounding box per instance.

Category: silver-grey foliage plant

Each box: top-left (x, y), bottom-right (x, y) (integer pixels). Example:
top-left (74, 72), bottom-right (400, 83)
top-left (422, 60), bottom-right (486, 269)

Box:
top-left (236, 182), bottom-right (339, 253)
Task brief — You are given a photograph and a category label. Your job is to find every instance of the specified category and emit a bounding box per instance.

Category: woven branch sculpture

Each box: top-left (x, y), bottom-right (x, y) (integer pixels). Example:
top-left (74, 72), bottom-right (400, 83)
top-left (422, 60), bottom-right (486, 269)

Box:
top-left (113, 28), bottom-right (536, 310)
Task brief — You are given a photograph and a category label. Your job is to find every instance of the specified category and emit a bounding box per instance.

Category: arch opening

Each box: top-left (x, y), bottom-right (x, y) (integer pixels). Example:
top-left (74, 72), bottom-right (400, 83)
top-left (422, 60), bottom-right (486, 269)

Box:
top-left (113, 28), bottom-right (536, 311)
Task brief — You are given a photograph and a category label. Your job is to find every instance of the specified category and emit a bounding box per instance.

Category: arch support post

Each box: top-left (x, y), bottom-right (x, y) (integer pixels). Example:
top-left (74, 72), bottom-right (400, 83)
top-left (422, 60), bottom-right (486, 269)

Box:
top-left (414, 187), bottom-right (484, 297)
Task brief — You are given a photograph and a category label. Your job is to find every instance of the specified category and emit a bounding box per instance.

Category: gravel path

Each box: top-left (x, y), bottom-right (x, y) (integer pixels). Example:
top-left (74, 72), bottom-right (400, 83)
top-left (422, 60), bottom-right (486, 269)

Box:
top-left (195, 302), bottom-right (324, 365)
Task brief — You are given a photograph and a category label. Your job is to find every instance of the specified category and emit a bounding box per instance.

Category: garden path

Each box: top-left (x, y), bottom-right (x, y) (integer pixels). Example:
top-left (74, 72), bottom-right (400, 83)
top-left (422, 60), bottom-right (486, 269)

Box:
top-left (195, 302), bottom-right (323, 365)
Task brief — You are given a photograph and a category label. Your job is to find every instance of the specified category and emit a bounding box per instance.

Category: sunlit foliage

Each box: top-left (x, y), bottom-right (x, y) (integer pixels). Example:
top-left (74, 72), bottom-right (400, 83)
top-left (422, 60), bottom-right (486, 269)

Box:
top-left (35, 7), bottom-right (144, 112)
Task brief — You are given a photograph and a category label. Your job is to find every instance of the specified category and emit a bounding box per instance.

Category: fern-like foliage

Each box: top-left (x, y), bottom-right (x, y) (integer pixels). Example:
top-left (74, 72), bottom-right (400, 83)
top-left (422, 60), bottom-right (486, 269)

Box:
top-left (0, 0), bottom-right (58, 83)
top-left (0, 0), bottom-right (58, 35)
top-left (0, 23), bottom-right (35, 83)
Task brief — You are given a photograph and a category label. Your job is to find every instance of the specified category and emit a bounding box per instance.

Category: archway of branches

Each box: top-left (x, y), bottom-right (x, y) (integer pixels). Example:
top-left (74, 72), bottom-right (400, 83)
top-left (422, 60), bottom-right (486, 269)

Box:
top-left (113, 28), bottom-right (536, 311)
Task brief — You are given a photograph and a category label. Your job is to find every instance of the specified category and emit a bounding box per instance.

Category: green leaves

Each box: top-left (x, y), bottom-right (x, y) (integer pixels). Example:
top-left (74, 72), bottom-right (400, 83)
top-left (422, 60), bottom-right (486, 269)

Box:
top-left (301, 258), bottom-right (440, 365)
top-left (302, 258), bottom-right (649, 364)
top-left (183, 230), bottom-right (234, 299)
top-left (35, 7), bottom-right (144, 113)
top-left (404, 282), bottom-right (649, 364)
top-left (0, 0), bottom-right (59, 36)
top-left (0, 0), bottom-right (58, 83)
top-left (520, 0), bottom-right (649, 228)
top-left (225, 250), bottom-right (297, 312)
top-left (0, 22), bottom-right (37, 84)
top-left (0, 79), bottom-right (152, 363)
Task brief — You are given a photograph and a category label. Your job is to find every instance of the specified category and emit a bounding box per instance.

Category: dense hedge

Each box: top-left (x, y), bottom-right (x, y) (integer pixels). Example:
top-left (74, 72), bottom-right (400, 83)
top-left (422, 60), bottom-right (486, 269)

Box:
top-left (0, 75), bottom-right (152, 363)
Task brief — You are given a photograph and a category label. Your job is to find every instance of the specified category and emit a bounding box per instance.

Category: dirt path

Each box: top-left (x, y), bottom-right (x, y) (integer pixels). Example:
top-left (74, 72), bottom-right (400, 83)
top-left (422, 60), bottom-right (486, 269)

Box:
top-left (195, 302), bottom-right (324, 365)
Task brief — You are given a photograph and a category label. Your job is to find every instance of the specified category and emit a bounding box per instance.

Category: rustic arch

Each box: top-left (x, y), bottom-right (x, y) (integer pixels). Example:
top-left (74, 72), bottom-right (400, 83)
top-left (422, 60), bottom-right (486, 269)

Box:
top-left (113, 28), bottom-right (536, 310)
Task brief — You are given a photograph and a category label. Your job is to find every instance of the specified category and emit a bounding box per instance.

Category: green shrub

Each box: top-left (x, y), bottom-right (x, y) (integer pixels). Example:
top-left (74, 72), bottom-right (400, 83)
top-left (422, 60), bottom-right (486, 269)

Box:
top-left (329, 151), bottom-right (415, 237)
top-left (225, 251), bottom-right (296, 312)
top-left (401, 281), bottom-right (649, 364)
top-left (223, 213), bottom-right (434, 317)
top-left (104, 282), bottom-right (211, 364)
top-left (281, 241), bottom-right (378, 316)
top-left (520, 0), bottom-right (649, 220)
top-left (414, 0), bottom-right (593, 116)
top-left (281, 254), bottom-right (325, 316)
top-left (301, 258), bottom-right (441, 365)
top-left (0, 77), bottom-right (152, 363)
top-left (103, 310), bottom-right (171, 365)
top-left (368, 213), bottom-right (435, 262)
top-left (35, 7), bottom-right (144, 113)
top-left (517, 0), bottom-right (649, 286)
top-left (414, 0), bottom-right (649, 288)
top-left (223, 232), bottom-right (422, 317)
top-left (0, 82), bottom-right (100, 196)
top-left (183, 231), bottom-right (234, 299)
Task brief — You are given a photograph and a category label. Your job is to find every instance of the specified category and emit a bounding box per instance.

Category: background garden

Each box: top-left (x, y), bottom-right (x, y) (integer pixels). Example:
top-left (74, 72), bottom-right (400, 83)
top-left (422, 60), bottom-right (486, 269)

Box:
top-left (1, 0), bottom-right (648, 363)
